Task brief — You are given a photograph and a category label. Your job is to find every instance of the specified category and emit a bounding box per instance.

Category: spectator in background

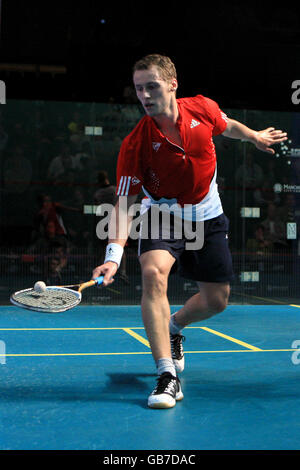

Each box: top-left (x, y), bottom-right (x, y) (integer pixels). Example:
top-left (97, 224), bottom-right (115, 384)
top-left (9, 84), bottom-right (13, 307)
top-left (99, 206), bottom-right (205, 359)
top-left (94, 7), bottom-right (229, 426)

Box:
top-left (31, 107), bottom-right (48, 139)
top-left (51, 244), bottom-right (75, 280)
top-left (0, 110), bottom-right (8, 152)
top-left (68, 111), bottom-right (82, 135)
top-left (32, 193), bottom-right (80, 243)
top-left (235, 150), bottom-right (264, 205)
top-left (123, 84), bottom-right (139, 104)
top-left (93, 170), bottom-right (117, 206)
top-left (47, 143), bottom-right (78, 181)
top-left (253, 177), bottom-right (281, 207)
top-left (61, 187), bottom-right (90, 247)
top-left (261, 202), bottom-right (287, 249)
top-left (2, 145), bottom-right (32, 194)
top-left (246, 224), bottom-right (273, 255)
top-left (45, 256), bottom-right (63, 285)
top-left (265, 159), bottom-right (281, 186)
top-left (74, 141), bottom-right (97, 186)
top-left (53, 244), bottom-right (68, 269)
top-left (68, 112), bottom-right (90, 154)
top-left (11, 121), bottom-right (31, 147)
top-left (278, 193), bottom-right (296, 224)
top-left (28, 220), bottom-right (69, 255)
top-left (74, 141), bottom-right (92, 169)
top-left (51, 114), bottom-right (69, 143)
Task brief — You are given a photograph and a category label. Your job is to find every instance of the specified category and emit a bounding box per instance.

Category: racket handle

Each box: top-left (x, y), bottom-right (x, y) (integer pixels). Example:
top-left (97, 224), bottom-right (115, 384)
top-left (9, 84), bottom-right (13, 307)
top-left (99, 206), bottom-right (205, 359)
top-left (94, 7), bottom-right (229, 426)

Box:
top-left (94, 275), bottom-right (104, 286)
top-left (78, 276), bottom-right (105, 293)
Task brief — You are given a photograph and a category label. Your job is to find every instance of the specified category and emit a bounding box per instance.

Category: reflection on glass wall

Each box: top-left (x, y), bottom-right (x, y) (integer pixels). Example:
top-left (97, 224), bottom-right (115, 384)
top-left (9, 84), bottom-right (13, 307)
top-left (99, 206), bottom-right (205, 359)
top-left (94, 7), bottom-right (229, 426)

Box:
top-left (0, 100), bottom-right (299, 305)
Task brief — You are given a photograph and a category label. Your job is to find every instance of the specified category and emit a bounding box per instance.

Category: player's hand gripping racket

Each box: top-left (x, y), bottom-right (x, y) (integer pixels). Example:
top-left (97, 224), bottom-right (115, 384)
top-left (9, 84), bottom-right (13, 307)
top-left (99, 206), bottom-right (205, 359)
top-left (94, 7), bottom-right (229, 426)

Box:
top-left (10, 276), bottom-right (104, 313)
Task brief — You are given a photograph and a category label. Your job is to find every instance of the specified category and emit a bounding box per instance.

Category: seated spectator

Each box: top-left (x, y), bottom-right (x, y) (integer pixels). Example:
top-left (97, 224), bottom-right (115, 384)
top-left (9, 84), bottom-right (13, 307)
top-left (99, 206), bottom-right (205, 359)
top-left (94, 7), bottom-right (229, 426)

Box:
top-left (51, 244), bottom-right (76, 279)
top-left (93, 170), bottom-right (117, 206)
top-left (52, 245), bottom-right (69, 270)
top-left (246, 225), bottom-right (273, 255)
top-left (73, 141), bottom-right (97, 185)
top-left (53, 168), bottom-right (77, 200)
top-left (0, 115), bottom-right (8, 152)
top-left (28, 220), bottom-right (69, 255)
top-left (123, 84), bottom-right (139, 104)
top-left (47, 143), bottom-right (78, 181)
top-left (265, 159), bottom-right (281, 187)
top-left (68, 111), bottom-right (82, 135)
top-left (51, 114), bottom-right (69, 143)
top-left (74, 141), bottom-right (93, 168)
top-left (253, 177), bottom-right (280, 207)
top-left (61, 188), bottom-right (90, 246)
top-left (235, 150), bottom-right (264, 205)
top-left (2, 145), bottom-right (32, 194)
top-left (278, 194), bottom-right (296, 223)
top-left (261, 203), bottom-right (288, 248)
top-left (45, 256), bottom-right (63, 285)
top-left (32, 193), bottom-right (80, 242)
top-left (33, 194), bottom-right (67, 239)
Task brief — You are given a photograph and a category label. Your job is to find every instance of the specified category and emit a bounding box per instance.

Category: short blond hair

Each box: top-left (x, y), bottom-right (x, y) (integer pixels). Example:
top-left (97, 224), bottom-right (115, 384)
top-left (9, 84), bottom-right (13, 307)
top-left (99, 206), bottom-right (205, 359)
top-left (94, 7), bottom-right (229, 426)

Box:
top-left (133, 54), bottom-right (177, 82)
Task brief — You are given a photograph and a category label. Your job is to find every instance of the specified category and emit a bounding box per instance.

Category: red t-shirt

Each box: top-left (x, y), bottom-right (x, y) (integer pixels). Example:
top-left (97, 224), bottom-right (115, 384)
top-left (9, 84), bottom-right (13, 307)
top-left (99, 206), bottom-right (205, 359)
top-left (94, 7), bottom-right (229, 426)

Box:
top-left (116, 95), bottom-right (228, 207)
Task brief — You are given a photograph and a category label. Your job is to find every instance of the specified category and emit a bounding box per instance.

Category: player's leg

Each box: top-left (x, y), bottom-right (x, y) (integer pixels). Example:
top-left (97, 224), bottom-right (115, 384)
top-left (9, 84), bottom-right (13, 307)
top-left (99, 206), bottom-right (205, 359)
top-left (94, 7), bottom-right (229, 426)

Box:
top-left (172, 281), bottom-right (230, 328)
top-left (169, 213), bottom-right (234, 372)
top-left (139, 249), bottom-right (175, 362)
top-left (169, 282), bottom-right (230, 373)
top-left (139, 249), bottom-right (183, 408)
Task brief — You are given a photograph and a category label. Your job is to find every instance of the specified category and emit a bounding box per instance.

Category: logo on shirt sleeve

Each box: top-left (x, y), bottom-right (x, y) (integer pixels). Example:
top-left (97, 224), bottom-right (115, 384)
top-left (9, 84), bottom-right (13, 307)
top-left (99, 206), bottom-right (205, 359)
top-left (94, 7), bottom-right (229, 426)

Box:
top-left (221, 112), bottom-right (228, 122)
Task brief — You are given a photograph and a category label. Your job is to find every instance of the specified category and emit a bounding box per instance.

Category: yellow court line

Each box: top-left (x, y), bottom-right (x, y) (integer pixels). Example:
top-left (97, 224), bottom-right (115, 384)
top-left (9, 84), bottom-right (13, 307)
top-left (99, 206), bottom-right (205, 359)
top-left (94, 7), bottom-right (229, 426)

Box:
top-left (232, 292), bottom-right (287, 304)
top-left (123, 328), bottom-right (150, 348)
top-left (4, 352), bottom-right (152, 357)
top-left (3, 349), bottom-right (298, 358)
top-left (244, 295), bottom-right (287, 305)
top-left (0, 325), bottom-right (270, 332)
top-left (186, 349), bottom-right (298, 353)
top-left (233, 291), bottom-right (300, 307)
top-left (200, 326), bottom-right (262, 351)
top-left (0, 327), bottom-right (146, 331)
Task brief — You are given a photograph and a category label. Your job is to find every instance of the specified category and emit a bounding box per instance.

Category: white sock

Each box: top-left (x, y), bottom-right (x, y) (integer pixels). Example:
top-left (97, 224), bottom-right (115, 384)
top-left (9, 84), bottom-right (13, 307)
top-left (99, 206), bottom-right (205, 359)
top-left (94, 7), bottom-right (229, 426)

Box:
top-left (169, 312), bottom-right (183, 335)
top-left (156, 358), bottom-right (176, 378)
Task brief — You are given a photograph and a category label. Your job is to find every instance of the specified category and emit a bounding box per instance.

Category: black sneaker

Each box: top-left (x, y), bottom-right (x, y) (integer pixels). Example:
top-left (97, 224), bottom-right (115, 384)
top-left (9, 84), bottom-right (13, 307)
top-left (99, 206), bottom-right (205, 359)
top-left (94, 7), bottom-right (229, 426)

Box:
top-left (170, 334), bottom-right (185, 373)
top-left (148, 372), bottom-right (184, 409)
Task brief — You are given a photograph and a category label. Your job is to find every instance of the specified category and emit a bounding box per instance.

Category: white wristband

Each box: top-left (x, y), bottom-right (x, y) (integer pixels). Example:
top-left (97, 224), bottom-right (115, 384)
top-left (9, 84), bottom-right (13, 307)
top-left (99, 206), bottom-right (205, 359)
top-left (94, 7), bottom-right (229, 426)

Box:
top-left (104, 243), bottom-right (124, 268)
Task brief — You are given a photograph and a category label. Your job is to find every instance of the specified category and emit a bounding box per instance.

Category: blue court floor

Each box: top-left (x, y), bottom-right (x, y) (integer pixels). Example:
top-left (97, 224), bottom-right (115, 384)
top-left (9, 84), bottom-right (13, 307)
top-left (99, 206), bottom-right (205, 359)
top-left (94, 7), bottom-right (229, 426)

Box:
top-left (0, 304), bottom-right (300, 450)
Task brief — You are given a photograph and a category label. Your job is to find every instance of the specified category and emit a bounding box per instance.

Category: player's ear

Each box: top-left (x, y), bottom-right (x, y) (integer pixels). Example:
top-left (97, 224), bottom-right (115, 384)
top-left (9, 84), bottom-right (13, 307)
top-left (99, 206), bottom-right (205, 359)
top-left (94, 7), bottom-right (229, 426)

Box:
top-left (169, 78), bottom-right (178, 92)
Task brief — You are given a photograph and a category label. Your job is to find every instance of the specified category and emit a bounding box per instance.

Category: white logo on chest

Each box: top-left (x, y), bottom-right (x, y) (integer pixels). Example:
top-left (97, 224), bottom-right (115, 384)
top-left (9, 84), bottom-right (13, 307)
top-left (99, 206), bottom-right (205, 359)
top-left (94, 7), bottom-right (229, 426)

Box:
top-left (190, 119), bottom-right (200, 128)
top-left (152, 142), bottom-right (161, 152)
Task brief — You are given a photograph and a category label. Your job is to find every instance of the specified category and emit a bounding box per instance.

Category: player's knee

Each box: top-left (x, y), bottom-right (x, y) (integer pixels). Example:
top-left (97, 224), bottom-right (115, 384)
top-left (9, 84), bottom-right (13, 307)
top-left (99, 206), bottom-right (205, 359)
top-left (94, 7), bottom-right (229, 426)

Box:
top-left (142, 266), bottom-right (168, 296)
top-left (207, 293), bottom-right (229, 314)
top-left (210, 298), bottom-right (227, 314)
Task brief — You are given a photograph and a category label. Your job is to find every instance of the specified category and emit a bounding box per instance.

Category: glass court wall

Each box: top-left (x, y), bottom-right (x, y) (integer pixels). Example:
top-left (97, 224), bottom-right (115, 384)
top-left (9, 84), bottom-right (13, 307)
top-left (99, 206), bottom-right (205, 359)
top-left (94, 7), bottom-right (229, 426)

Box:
top-left (0, 100), bottom-right (299, 305)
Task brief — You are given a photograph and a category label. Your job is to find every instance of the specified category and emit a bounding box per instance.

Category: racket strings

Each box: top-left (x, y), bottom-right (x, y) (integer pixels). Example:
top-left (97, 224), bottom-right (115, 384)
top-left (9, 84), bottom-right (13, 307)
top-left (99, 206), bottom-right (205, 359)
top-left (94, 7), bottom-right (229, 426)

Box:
top-left (11, 288), bottom-right (80, 312)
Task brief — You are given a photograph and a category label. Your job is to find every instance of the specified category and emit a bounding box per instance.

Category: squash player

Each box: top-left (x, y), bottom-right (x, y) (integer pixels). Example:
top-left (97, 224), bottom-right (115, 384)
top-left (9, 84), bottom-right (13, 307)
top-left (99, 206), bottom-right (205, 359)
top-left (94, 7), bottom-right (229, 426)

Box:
top-left (93, 54), bottom-right (288, 409)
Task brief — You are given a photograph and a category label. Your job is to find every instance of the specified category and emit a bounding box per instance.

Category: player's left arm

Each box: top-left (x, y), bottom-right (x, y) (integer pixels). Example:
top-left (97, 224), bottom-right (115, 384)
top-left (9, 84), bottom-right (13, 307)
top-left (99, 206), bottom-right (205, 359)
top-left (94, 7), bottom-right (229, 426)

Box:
top-left (222, 118), bottom-right (288, 155)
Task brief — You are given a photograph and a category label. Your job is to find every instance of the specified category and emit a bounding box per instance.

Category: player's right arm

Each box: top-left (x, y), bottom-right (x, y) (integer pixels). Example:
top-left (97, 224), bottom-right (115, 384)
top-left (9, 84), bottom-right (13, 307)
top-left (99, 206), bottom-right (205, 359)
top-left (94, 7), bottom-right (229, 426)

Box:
top-left (94, 120), bottom-right (145, 286)
top-left (92, 194), bottom-right (138, 286)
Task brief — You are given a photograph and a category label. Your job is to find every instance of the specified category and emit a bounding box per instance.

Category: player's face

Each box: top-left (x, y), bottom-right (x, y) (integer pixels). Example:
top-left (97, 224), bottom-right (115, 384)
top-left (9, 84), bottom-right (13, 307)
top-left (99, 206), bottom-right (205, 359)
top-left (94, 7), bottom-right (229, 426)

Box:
top-left (133, 66), bottom-right (177, 117)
